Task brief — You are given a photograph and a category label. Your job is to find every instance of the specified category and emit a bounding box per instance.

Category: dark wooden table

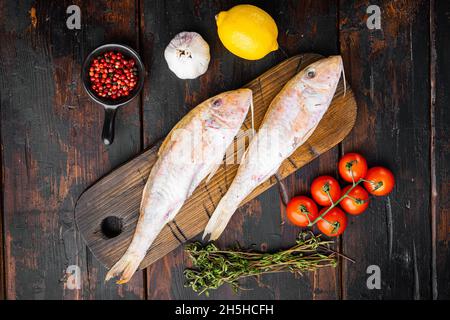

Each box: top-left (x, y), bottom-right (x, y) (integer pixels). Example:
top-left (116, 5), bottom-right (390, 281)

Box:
top-left (0, 0), bottom-right (448, 300)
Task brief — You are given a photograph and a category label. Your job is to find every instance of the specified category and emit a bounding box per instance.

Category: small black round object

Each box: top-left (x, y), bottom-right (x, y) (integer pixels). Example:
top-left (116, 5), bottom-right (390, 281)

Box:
top-left (101, 216), bottom-right (123, 239)
top-left (307, 69), bottom-right (316, 78)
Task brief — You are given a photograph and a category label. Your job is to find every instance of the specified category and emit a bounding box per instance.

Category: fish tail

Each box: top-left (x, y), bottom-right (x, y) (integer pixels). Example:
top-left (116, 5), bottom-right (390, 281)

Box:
top-left (105, 251), bottom-right (143, 284)
top-left (202, 199), bottom-right (237, 241)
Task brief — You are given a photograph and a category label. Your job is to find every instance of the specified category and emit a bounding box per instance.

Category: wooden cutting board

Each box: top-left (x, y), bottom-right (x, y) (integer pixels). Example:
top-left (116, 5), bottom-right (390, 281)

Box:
top-left (75, 53), bottom-right (357, 269)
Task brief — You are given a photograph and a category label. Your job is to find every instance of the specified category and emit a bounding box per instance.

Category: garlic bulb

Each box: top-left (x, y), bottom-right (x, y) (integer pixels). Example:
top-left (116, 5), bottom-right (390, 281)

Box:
top-left (164, 32), bottom-right (210, 79)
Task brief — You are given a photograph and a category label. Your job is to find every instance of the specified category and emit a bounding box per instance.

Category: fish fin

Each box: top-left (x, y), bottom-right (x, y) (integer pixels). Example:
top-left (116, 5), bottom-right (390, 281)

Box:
top-left (105, 251), bottom-right (143, 284)
top-left (202, 200), bottom-right (236, 241)
top-left (205, 163), bottom-right (221, 184)
top-left (341, 61), bottom-right (347, 97)
top-left (186, 162), bottom-right (221, 199)
top-left (238, 142), bottom-right (250, 164)
top-left (250, 97), bottom-right (255, 138)
top-left (240, 98), bottom-right (256, 161)
top-left (158, 111), bottom-right (197, 157)
top-left (186, 173), bottom-right (202, 198)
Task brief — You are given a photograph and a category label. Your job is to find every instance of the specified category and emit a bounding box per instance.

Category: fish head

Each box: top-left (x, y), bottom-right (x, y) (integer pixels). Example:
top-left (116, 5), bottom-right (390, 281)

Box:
top-left (209, 88), bottom-right (252, 128)
top-left (299, 55), bottom-right (343, 113)
top-left (302, 55), bottom-right (343, 88)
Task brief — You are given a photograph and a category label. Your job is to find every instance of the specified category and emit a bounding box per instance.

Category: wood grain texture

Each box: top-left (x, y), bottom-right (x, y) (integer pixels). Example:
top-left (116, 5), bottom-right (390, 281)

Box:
top-left (273, 1), bottom-right (342, 300)
top-left (432, 0), bottom-right (450, 300)
top-left (339, 0), bottom-right (432, 299)
top-left (0, 0), bottom-right (145, 299)
top-left (0, 181), bottom-right (4, 300)
top-left (139, 0), bottom-right (342, 300)
top-left (75, 53), bottom-right (357, 277)
top-left (1, 0), bottom-right (447, 301)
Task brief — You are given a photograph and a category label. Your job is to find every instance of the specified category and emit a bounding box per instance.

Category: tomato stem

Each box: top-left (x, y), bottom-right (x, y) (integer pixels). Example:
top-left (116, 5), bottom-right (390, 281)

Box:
top-left (308, 179), bottom-right (363, 227)
top-left (299, 204), bottom-right (313, 225)
top-left (345, 194), bottom-right (367, 205)
top-left (299, 204), bottom-right (309, 214)
top-left (360, 178), bottom-right (382, 190)
top-left (331, 221), bottom-right (340, 235)
top-left (346, 162), bottom-right (357, 186)
top-left (351, 169), bottom-right (356, 186)
top-left (305, 212), bottom-right (312, 225)
top-left (319, 216), bottom-right (334, 225)
top-left (325, 190), bottom-right (335, 206)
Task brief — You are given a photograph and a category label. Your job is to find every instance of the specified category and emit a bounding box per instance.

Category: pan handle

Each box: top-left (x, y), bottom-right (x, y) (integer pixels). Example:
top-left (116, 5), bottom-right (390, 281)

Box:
top-left (102, 108), bottom-right (117, 145)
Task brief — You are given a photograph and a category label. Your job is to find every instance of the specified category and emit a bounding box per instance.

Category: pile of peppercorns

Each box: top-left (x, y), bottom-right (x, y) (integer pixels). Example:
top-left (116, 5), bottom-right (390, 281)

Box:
top-left (88, 51), bottom-right (138, 100)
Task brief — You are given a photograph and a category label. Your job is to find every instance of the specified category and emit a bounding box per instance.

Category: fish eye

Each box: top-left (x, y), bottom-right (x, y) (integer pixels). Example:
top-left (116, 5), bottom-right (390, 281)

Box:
top-left (307, 69), bottom-right (316, 78)
top-left (212, 98), bottom-right (222, 107)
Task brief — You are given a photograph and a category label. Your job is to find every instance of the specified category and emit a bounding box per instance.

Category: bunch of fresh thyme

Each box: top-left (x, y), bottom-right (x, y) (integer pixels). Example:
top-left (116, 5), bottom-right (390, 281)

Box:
top-left (184, 232), bottom-right (337, 295)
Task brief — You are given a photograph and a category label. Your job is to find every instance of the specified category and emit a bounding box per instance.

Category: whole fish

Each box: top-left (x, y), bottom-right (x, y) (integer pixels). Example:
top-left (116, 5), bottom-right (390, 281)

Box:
top-left (203, 56), bottom-right (344, 241)
top-left (106, 88), bottom-right (252, 283)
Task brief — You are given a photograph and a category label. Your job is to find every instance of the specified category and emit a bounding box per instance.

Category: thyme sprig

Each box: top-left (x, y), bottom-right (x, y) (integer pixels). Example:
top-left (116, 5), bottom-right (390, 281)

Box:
top-left (184, 232), bottom-right (337, 295)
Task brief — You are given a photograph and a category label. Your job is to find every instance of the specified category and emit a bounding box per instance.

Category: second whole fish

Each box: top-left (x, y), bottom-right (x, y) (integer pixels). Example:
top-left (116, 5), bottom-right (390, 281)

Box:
top-left (203, 56), bottom-right (344, 241)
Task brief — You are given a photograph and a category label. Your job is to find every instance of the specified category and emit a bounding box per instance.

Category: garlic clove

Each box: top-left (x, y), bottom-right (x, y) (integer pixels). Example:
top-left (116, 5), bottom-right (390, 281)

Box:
top-left (164, 32), bottom-right (210, 79)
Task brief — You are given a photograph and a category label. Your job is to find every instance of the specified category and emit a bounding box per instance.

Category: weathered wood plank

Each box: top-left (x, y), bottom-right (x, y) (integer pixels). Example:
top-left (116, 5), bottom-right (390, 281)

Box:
top-left (273, 0), bottom-right (341, 300)
top-left (139, 0), bottom-right (341, 299)
top-left (0, 0), bottom-right (144, 299)
top-left (0, 180), bottom-right (4, 300)
top-left (339, 0), bottom-right (432, 299)
top-left (432, 0), bottom-right (450, 300)
top-left (1, 0), bottom-right (441, 301)
top-left (140, 0), bottom-right (230, 299)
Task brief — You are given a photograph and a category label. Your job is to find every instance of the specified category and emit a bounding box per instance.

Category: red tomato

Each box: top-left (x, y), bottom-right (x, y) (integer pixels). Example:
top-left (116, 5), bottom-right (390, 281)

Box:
top-left (338, 153), bottom-right (368, 183)
top-left (286, 196), bottom-right (319, 227)
top-left (317, 207), bottom-right (348, 237)
top-left (311, 176), bottom-right (342, 206)
top-left (363, 166), bottom-right (395, 196)
top-left (340, 185), bottom-right (370, 215)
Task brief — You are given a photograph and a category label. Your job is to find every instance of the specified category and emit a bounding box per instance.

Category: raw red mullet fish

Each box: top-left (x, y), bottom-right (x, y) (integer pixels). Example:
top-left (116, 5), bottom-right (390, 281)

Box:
top-left (203, 56), bottom-right (345, 241)
top-left (106, 88), bottom-right (252, 284)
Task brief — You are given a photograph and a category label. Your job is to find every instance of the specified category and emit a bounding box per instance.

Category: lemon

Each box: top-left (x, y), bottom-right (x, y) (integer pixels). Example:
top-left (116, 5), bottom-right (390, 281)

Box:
top-left (216, 4), bottom-right (279, 60)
